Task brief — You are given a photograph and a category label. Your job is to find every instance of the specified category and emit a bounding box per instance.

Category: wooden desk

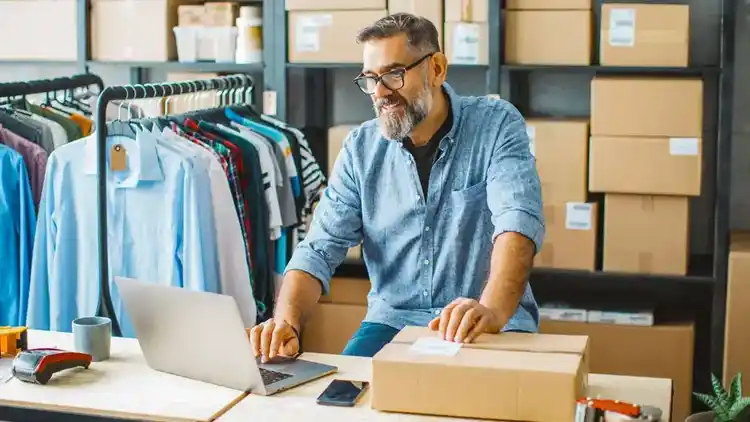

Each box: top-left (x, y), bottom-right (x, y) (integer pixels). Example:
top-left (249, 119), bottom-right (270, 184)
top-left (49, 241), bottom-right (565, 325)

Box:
top-left (0, 330), bottom-right (246, 422)
top-left (218, 353), bottom-right (674, 422)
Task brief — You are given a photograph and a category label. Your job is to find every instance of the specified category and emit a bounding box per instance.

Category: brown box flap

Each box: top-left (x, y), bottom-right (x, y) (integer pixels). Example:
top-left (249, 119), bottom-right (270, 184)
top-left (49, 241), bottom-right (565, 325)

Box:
top-left (506, 0), bottom-right (592, 10)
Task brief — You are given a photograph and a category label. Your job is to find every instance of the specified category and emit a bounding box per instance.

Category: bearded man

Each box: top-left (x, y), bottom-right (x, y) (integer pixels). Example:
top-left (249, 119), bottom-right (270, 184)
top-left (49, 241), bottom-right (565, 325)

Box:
top-left (250, 13), bottom-right (545, 359)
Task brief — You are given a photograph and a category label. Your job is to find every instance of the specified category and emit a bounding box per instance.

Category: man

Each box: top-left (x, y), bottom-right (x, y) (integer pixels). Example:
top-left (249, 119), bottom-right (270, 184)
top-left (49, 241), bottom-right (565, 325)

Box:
top-left (250, 13), bottom-right (544, 360)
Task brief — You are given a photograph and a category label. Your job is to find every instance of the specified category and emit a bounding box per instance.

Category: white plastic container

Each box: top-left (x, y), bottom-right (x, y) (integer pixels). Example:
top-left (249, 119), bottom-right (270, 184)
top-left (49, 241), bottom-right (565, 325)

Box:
top-left (174, 26), bottom-right (238, 62)
top-left (208, 26), bottom-right (238, 63)
top-left (173, 26), bottom-right (199, 62)
top-left (235, 6), bottom-right (262, 63)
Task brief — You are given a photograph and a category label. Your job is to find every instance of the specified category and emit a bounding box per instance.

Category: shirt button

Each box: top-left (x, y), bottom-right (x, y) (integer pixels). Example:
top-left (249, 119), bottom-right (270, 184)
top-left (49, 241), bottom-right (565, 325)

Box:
top-left (415, 195), bottom-right (420, 201)
top-left (435, 310), bottom-right (441, 315)
top-left (423, 290), bottom-right (429, 297)
top-left (425, 226), bottom-right (430, 232)
top-left (423, 259), bottom-right (430, 265)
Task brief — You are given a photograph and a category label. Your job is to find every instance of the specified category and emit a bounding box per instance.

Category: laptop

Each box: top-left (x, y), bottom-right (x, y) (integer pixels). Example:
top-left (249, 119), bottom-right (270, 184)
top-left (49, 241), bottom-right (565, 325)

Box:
top-left (114, 276), bottom-right (338, 395)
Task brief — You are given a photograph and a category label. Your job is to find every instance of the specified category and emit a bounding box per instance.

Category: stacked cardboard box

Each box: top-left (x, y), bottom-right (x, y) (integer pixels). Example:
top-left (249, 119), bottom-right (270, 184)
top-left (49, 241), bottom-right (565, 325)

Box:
top-left (444, 0), bottom-right (489, 65)
top-left (286, 0), bottom-right (386, 63)
top-left (723, 232), bottom-right (750, 394)
top-left (389, 0), bottom-right (443, 49)
top-left (505, 0), bottom-right (592, 65)
top-left (0, 0), bottom-right (77, 61)
top-left (590, 76), bottom-right (703, 275)
top-left (529, 119), bottom-right (597, 271)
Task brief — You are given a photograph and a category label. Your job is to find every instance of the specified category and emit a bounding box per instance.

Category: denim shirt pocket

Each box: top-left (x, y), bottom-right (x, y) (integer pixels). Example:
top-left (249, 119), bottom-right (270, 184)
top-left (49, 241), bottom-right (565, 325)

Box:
top-left (451, 180), bottom-right (487, 203)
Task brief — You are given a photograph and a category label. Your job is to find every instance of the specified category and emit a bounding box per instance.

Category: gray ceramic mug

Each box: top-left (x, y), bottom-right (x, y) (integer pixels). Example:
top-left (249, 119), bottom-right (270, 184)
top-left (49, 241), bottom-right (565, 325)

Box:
top-left (72, 316), bottom-right (112, 362)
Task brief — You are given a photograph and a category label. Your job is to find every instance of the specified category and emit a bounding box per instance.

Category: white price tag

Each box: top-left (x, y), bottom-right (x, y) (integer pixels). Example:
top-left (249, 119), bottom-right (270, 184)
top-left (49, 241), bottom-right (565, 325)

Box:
top-left (526, 125), bottom-right (536, 156)
top-left (669, 138), bottom-right (699, 156)
top-left (565, 202), bottom-right (593, 231)
top-left (295, 14), bottom-right (332, 52)
top-left (263, 90), bottom-right (277, 116)
top-left (409, 337), bottom-right (462, 356)
top-left (609, 8), bottom-right (636, 47)
top-left (451, 23), bottom-right (480, 65)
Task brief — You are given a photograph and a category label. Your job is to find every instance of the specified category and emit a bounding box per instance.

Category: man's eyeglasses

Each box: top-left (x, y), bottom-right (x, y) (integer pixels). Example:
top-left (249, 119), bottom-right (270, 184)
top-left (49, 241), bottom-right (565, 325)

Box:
top-left (353, 53), bottom-right (434, 95)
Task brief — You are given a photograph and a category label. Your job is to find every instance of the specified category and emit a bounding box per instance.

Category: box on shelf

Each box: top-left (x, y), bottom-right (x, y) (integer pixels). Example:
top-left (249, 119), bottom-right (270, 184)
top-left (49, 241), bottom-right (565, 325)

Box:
top-left (328, 125), bottom-right (357, 176)
top-left (724, 232), bottom-right (750, 392)
top-left (536, 202), bottom-right (598, 271)
top-left (444, 22), bottom-right (489, 65)
top-left (0, 0), bottom-right (77, 61)
top-left (527, 118), bottom-right (589, 204)
top-left (600, 4), bottom-right (690, 67)
top-left (591, 77), bottom-right (703, 138)
top-left (589, 136), bottom-right (702, 196)
top-left (506, 0), bottom-right (592, 10)
top-left (541, 320), bottom-right (694, 422)
top-left (288, 10), bottom-right (387, 63)
top-left (92, 0), bottom-right (204, 62)
top-left (204, 2), bottom-right (238, 26)
top-left (505, 10), bottom-right (592, 65)
top-left (285, 0), bottom-right (385, 11)
top-left (445, 0), bottom-right (488, 22)
top-left (389, 0), bottom-right (443, 49)
top-left (603, 193), bottom-right (689, 275)
top-left (178, 4), bottom-right (205, 25)
top-left (372, 326), bottom-right (589, 421)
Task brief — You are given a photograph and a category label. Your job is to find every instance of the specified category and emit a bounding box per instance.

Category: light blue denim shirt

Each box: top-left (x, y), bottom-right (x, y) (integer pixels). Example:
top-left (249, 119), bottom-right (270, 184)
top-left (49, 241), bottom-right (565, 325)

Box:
top-left (286, 83), bottom-right (545, 332)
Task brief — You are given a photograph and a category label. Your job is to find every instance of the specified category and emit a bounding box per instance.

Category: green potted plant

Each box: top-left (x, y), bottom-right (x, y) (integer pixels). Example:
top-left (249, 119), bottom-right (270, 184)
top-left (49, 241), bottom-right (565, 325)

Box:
top-left (688, 373), bottom-right (750, 421)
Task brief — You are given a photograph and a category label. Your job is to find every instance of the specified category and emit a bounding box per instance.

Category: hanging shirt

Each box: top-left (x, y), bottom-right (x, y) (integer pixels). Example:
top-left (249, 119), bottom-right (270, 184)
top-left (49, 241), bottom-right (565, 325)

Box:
top-left (0, 144), bottom-right (36, 326)
top-left (28, 132), bottom-right (221, 337)
top-left (0, 124), bottom-right (48, 209)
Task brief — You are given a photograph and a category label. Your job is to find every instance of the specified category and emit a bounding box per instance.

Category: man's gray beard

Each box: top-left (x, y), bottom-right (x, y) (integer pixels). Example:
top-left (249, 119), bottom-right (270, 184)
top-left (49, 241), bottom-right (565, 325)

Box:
top-left (375, 89), bottom-right (432, 140)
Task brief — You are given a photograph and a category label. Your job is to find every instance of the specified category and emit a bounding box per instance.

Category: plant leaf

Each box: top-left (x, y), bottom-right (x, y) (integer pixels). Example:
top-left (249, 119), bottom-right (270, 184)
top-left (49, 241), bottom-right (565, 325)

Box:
top-left (695, 392), bottom-right (721, 410)
top-left (728, 397), bottom-right (750, 420)
top-left (731, 373), bottom-right (743, 403)
top-left (713, 374), bottom-right (732, 410)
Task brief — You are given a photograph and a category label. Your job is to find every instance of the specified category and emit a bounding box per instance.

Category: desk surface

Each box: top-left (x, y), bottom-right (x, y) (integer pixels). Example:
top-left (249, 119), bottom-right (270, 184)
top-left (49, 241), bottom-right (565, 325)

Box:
top-left (0, 330), bottom-right (246, 422)
top-left (218, 353), bottom-right (674, 422)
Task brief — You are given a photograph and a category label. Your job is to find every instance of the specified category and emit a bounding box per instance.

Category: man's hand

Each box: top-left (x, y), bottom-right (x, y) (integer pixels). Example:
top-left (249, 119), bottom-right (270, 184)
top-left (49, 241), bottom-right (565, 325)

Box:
top-left (248, 319), bottom-right (300, 362)
top-left (428, 298), bottom-right (501, 343)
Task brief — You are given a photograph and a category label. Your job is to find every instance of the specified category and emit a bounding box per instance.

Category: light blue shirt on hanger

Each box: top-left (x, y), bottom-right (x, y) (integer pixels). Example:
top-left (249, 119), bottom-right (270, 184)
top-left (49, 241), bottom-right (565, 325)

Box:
top-left (27, 131), bottom-right (221, 337)
top-left (0, 144), bottom-right (36, 326)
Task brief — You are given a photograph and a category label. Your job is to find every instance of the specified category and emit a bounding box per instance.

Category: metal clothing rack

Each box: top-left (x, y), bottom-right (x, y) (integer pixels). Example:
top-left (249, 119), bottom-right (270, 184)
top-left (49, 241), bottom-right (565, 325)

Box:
top-left (93, 74), bottom-right (255, 337)
top-left (0, 73), bottom-right (104, 99)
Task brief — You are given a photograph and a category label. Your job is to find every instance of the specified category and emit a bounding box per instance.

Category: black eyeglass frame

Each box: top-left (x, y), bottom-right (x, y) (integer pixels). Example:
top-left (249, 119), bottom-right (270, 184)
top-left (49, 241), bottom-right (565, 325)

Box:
top-left (353, 53), bottom-right (435, 94)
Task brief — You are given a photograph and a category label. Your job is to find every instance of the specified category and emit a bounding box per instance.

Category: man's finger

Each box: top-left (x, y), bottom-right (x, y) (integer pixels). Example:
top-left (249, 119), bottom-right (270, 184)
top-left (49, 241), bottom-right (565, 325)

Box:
top-left (268, 324), bottom-right (286, 358)
top-left (260, 321), bottom-right (275, 362)
top-left (281, 335), bottom-right (299, 357)
top-left (455, 308), bottom-right (478, 343)
top-left (250, 325), bottom-right (263, 357)
top-left (445, 303), bottom-right (470, 341)
top-left (438, 304), bottom-right (457, 338)
top-left (428, 317), bottom-right (440, 330)
top-left (466, 316), bottom-right (489, 343)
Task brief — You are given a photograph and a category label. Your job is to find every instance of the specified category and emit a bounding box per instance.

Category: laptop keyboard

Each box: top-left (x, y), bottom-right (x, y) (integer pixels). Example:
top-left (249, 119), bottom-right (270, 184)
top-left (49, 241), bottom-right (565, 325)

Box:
top-left (259, 367), bottom-right (293, 385)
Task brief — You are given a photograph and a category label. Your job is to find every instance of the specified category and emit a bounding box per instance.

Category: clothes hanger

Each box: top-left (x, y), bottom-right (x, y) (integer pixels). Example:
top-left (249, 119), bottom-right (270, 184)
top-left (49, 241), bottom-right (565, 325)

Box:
top-left (106, 85), bottom-right (137, 139)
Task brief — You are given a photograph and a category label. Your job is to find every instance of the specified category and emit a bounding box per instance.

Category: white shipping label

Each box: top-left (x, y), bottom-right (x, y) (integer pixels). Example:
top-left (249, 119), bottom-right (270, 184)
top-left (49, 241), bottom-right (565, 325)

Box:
top-left (609, 8), bottom-right (636, 47)
top-left (263, 91), bottom-right (277, 116)
top-left (526, 125), bottom-right (536, 156)
top-left (565, 202), bottom-right (593, 231)
top-left (295, 14), bottom-right (332, 52)
top-left (669, 138), bottom-right (700, 156)
top-left (409, 337), bottom-right (462, 356)
top-left (451, 23), bottom-right (481, 65)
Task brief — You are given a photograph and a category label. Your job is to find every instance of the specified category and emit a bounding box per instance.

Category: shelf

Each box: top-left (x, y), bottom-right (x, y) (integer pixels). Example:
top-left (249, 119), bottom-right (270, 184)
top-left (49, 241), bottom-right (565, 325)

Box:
top-left (87, 61), bottom-right (264, 72)
top-left (0, 60), bottom-right (77, 66)
top-left (502, 64), bottom-right (720, 76)
top-left (286, 62), bottom-right (489, 70)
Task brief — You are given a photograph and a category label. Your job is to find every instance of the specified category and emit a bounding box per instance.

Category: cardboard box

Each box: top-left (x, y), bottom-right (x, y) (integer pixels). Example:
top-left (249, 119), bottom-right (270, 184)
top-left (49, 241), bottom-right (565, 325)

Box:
top-left (285, 0), bottom-right (385, 11)
top-left (288, 10), bottom-right (387, 63)
top-left (445, 0), bottom-right (488, 22)
top-left (204, 2), bottom-right (238, 26)
top-left (319, 277), bottom-right (370, 305)
top-left (527, 118), bottom-right (589, 204)
top-left (600, 4), bottom-right (690, 67)
top-left (506, 0), bottom-right (592, 10)
top-left (505, 11), bottom-right (592, 65)
top-left (301, 303), bottom-right (367, 354)
top-left (542, 320), bottom-right (694, 422)
top-left (178, 4), bottom-right (204, 25)
top-left (591, 77), bottom-right (703, 138)
top-left (388, 0), bottom-right (443, 49)
top-left (536, 202), bottom-right (598, 271)
top-left (327, 125), bottom-right (357, 176)
top-left (444, 22), bottom-right (489, 65)
top-left (724, 232), bottom-right (750, 393)
top-left (0, 0), bottom-right (77, 60)
top-left (92, 0), bottom-right (202, 62)
top-left (589, 136), bottom-right (702, 196)
top-left (372, 327), bottom-right (589, 421)
top-left (603, 194), bottom-right (689, 275)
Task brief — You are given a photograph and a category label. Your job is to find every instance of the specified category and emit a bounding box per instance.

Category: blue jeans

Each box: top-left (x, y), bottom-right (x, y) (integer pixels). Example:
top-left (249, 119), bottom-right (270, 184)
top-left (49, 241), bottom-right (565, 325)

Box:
top-left (342, 322), bottom-right (400, 357)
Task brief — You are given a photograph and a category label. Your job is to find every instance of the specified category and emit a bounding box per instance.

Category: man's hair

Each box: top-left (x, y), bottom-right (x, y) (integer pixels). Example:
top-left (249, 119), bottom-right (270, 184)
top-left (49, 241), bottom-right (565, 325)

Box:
top-left (356, 13), bottom-right (441, 55)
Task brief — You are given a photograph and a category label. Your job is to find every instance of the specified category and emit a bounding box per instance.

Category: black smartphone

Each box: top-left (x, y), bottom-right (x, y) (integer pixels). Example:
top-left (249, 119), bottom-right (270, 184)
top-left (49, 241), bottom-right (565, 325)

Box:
top-left (316, 380), bottom-right (369, 407)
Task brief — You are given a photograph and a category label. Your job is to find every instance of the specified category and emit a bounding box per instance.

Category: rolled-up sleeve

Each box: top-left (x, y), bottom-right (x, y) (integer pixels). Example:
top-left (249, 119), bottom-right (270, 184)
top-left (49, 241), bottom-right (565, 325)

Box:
top-left (486, 106), bottom-right (545, 253)
top-left (284, 131), bottom-right (364, 294)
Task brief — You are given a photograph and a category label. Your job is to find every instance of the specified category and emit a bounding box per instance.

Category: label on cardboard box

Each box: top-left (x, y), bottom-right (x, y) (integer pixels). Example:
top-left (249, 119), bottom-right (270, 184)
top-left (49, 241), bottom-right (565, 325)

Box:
top-left (409, 337), bottom-right (462, 356)
top-left (608, 8), bottom-right (636, 47)
top-left (451, 23), bottom-right (480, 64)
top-left (526, 125), bottom-right (536, 156)
top-left (669, 137), bottom-right (699, 156)
top-left (565, 202), bottom-right (593, 231)
top-left (295, 14), bottom-right (333, 52)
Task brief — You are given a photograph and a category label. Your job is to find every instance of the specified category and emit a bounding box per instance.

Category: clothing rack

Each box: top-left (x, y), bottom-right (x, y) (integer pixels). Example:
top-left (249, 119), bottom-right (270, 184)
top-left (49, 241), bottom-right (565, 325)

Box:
top-left (0, 73), bottom-right (104, 98)
top-left (94, 74), bottom-right (255, 336)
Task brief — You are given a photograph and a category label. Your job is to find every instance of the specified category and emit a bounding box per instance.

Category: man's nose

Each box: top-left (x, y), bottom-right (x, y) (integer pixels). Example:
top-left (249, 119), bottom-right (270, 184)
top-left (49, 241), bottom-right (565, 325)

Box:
top-left (372, 80), bottom-right (393, 99)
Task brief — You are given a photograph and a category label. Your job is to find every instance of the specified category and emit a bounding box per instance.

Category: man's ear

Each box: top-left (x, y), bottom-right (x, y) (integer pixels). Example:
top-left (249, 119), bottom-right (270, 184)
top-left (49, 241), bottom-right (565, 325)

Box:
top-left (431, 52), bottom-right (449, 87)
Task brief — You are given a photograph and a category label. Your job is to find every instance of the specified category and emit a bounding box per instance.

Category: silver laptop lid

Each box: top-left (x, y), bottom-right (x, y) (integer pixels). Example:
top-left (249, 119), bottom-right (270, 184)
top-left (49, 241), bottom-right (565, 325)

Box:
top-left (114, 277), bottom-right (265, 392)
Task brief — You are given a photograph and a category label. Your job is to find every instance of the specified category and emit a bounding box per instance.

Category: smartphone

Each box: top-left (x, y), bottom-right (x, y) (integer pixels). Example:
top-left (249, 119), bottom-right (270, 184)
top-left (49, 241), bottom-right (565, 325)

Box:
top-left (316, 380), bottom-right (369, 407)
